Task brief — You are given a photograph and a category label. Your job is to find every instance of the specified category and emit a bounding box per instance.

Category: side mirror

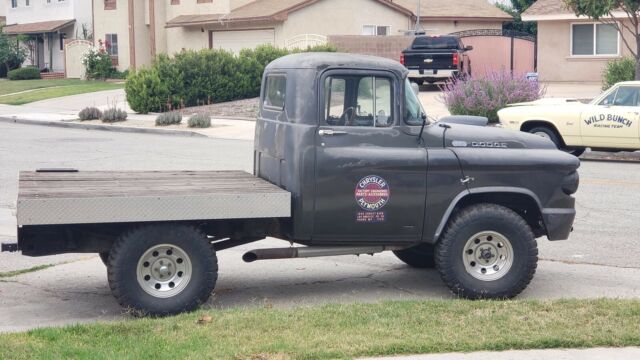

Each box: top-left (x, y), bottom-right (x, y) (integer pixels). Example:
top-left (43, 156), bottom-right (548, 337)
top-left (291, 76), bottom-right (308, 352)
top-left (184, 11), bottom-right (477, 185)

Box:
top-left (411, 82), bottom-right (420, 96)
top-left (465, 45), bottom-right (474, 51)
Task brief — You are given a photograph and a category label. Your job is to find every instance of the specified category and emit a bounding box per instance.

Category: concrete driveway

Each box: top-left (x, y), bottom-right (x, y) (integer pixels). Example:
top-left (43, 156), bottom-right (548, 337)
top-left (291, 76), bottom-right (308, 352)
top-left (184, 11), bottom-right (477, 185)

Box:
top-left (0, 122), bottom-right (639, 332)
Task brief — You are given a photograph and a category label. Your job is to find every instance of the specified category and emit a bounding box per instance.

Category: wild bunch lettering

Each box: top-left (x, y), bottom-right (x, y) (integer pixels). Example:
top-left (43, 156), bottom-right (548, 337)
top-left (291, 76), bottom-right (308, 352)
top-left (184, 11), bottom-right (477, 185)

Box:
top-left (584, 114), bottom-right (633, 127)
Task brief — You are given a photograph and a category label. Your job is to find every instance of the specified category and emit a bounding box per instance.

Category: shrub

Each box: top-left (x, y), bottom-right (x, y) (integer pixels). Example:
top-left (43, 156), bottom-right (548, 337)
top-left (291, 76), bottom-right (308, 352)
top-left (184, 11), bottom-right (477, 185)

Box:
top-left (603, 57), bottom-right (636, 90)
top-left (100, 107), bottom-right (127, 123)
top-left (7, 66), bottom-right (41, 80)
top-left (441, 72), bottom-right (545, 123)
top-left (187, 113), bottom-right (211, 128)
top-left (126, 44), bottom-right (337, 113)
top-left (82, 40), bottom-right (115, 80)
top-left (78, 107), bottom-right (102, 121)
top-left (155, 111), bottom-right (182, 126)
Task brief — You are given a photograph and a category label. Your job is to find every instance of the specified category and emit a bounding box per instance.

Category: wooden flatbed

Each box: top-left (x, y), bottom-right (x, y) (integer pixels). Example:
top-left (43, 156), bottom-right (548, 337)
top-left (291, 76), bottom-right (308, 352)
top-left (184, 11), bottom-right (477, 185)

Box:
top-left (17, 170), bottom-right (291, 226)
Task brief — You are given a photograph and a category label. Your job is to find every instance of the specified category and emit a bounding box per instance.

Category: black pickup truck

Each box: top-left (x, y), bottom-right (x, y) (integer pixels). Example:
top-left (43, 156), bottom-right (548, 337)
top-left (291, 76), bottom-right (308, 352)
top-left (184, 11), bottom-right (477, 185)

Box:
top-left (402, 35), bottom-right (473, 84)
top-left (3, 53), bottom-right (579, 316)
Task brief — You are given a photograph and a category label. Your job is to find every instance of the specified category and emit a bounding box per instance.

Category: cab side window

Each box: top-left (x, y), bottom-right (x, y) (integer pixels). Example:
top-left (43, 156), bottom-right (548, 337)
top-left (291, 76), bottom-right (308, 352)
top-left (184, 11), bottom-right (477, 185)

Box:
top-left (263, 75), bottom-right (286, 110)
top-left (324, 75), bottom-right (393, 127)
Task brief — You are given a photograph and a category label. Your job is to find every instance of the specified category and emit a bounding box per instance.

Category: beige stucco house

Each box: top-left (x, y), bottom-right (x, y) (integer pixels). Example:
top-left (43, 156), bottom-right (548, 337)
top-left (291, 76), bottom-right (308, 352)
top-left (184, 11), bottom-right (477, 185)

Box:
top-left (2, 0), bottom-right (92, 74)
top-left (93, 0), bottom-right (511, 71)
top-left (523, 0), bottom-right (633, 83)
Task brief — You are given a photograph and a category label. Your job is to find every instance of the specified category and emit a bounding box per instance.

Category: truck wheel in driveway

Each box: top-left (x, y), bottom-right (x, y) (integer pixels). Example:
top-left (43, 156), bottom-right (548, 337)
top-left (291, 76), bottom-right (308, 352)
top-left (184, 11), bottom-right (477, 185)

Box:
top-left (107, 224), bottom-right (218, 316)
top-left (528, 127), bottom-right (585, 157)
top-left (435, 204), bottom-right (538, 299)
top-left (393, 244), bottom-right (436, 268)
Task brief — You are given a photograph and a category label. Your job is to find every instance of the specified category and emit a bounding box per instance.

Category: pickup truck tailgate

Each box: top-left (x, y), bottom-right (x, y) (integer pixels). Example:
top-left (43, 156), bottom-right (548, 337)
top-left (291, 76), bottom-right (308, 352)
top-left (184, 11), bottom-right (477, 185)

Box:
top-left (17, 171), bottom-right (291, 226)
top-left (404, 52), bottom-right (454, 70)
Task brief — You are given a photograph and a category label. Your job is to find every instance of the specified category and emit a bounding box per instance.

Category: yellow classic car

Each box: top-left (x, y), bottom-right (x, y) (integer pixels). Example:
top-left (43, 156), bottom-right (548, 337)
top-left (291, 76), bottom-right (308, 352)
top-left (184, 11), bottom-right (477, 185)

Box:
top-left (498, 81), bottom-right (640, 156)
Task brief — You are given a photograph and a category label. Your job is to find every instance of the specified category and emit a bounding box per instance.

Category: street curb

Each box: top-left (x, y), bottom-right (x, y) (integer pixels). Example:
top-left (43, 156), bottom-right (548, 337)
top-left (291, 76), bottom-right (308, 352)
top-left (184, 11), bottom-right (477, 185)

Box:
top-left (0, 117), bottom-right (208, 138)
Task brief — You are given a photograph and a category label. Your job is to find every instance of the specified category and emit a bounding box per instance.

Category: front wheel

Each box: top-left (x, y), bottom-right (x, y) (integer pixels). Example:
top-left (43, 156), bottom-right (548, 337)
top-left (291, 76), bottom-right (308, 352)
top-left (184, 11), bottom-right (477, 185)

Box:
top-left (528, 126), bottom-right (585, 157)
top-left (107, 224), bottom-right (218, 316)
top-left (435, 204), bottom-right (538, 299)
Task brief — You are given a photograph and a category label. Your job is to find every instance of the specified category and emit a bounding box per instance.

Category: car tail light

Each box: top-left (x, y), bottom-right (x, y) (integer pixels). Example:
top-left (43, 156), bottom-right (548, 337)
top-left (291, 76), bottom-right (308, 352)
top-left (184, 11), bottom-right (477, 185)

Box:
top-left (452, 53), bottom-right (459, 66)
top-left (400, 54), bottom-right (405, 65)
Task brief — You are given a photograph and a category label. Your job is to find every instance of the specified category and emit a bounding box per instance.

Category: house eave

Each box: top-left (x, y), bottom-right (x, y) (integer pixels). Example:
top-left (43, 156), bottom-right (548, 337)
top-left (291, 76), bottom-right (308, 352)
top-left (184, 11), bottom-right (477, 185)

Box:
top-left (522, 11), bottom-right (629, 22)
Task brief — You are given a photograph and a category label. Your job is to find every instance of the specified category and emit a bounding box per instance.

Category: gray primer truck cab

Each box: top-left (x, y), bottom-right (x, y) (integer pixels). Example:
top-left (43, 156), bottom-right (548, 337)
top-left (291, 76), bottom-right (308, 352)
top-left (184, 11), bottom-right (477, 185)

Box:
top-left (3, 53), bottom-right (580, 315)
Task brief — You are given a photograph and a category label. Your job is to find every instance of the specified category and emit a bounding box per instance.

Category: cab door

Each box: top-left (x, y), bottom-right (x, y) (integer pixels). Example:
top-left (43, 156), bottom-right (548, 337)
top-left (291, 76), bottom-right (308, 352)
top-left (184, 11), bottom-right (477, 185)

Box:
top-left (312, 70), bottom-right (427, 243)
top-left (580, 85), bottom-right (640, 148)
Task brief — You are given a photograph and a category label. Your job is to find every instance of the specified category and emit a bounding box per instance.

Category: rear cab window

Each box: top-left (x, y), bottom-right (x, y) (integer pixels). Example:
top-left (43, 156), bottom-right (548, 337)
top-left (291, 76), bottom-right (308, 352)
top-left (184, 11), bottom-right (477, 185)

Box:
top-left (412, 36), bottom-right (460, 50)
top-left (263, 75), bottom-right (286, 111)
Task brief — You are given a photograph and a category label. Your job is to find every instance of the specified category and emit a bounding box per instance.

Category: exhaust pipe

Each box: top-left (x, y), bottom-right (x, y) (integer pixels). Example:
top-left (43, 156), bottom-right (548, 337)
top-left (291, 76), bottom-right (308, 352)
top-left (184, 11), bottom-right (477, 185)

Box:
top-left (242, 246), bottom-right (401, 263)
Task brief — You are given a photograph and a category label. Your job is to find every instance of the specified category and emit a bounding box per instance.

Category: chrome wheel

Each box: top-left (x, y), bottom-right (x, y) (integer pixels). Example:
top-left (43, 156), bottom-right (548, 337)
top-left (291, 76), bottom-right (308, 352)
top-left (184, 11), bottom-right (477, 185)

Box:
top-left (463, 231), bottom-right (514, 281)
top-left (137, 244), bottom-right (192, 298)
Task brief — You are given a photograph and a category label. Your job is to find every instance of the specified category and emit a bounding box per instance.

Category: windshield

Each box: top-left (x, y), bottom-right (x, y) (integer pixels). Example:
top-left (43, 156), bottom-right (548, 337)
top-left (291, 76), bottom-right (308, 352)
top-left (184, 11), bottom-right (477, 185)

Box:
top-left (404, 78), bottom-right (427, 125)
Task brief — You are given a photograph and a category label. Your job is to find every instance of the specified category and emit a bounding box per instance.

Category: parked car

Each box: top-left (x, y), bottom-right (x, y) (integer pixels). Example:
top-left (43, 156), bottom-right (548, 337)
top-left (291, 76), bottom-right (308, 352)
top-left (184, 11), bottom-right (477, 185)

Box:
top-left (2, 53), bottom-right (579, 316)
top-left (401, 35), bottom-right (472, 85)
top-left (498, 81), bottom-right (640, 156)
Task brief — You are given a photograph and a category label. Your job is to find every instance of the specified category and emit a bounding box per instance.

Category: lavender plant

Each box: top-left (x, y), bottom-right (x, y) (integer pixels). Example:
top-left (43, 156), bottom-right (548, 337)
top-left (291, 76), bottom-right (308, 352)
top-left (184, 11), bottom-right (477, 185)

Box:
top-left (441, 71), bottom-right (545, 124)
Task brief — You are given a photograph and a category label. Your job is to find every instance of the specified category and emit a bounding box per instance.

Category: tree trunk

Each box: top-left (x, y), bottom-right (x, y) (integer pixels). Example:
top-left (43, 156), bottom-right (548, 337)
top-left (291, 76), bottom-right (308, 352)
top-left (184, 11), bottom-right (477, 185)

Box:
top-left (636, 37), bottom-right (640, 81)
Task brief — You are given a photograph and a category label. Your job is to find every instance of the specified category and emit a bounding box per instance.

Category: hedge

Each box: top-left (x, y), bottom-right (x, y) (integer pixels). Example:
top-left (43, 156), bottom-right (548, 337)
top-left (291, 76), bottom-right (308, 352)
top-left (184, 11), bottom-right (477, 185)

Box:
top-left (125, 44), bottom-right (336, 113)
top-left (7, 67), bottom-right (41, 80)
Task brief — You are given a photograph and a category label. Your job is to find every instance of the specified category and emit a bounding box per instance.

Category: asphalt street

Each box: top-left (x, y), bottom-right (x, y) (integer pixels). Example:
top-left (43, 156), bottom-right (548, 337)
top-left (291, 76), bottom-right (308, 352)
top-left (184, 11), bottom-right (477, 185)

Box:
top-left (0, 122), bottom-right (639, 332)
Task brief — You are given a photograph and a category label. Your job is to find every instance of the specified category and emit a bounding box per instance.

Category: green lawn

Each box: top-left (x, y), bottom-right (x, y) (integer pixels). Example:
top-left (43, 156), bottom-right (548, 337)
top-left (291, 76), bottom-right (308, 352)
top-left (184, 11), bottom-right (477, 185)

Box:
top-left (0, 299), bottom-right (638, 360)
top-left (0, 79), bottom-right (124, 105)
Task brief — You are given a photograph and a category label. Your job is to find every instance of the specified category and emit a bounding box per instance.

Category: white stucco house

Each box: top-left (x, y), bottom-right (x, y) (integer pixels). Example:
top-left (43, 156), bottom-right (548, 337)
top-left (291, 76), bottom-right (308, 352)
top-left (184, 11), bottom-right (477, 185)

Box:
top-left (2, 0), bottom-right (92, 75)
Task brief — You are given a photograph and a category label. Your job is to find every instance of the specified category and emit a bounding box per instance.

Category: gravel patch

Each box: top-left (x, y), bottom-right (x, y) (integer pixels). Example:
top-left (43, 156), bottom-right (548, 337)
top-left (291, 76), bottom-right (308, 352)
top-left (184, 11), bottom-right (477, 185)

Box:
top-left (179, 98), bottom-right (259, 120)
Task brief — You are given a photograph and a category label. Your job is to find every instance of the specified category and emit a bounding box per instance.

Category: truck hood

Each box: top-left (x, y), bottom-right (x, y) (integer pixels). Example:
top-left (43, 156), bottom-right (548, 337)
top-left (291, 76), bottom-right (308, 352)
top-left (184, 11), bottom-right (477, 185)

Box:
top-left (443, 123), bottom-right (556, 150)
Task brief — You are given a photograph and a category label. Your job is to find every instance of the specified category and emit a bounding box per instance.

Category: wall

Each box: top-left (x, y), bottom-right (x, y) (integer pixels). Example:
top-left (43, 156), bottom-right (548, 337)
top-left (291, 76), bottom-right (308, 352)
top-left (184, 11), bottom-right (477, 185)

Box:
top-left (6, 0), bottom-right (74, 24)
top-left (163, 0), bottom-right (229, 21)
top-left (64, 39), bottom-right (91, 78)
top-left (279, 0), bottom-right (411, 44)
top-left (93, 0), bottom-right (130, 71)
top-left (165, 26), bottom-right (209, 55)
top-left (329, 35), bottom-right (413, 61)
top-left (537, 19), bottom-right (634, 83)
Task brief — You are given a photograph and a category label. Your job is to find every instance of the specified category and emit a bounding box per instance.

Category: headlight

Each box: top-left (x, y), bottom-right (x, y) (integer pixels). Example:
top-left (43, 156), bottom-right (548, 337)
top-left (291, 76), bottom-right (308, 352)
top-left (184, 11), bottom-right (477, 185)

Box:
top-left (562, 170), bottom-right (579, 195)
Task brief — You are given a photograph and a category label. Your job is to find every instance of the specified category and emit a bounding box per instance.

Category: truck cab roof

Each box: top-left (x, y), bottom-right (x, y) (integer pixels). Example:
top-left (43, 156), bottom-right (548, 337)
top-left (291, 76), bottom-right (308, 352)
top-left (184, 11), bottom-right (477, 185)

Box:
top-left (266, 52), bottom-right (408, 78)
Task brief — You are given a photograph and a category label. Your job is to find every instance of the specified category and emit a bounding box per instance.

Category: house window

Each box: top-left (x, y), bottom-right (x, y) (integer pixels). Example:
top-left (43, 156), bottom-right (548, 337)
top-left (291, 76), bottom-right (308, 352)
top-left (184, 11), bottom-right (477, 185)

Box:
top-left (104, 0), bottom-right (116, 10)
top-left (263, 75), bottom-right (286, 111)
top-left (25, 0), bottom-right (30, 6)
top-left (362, 25), bottom-right (390, 36)
top-left (197, 0), bottom-right (212, 3)
top-left (572, 23), bottom-right (618, 56)
top-left (171, 0), bottom-right (180, 4)
top-left (105, 34), bottom-right (118, 56)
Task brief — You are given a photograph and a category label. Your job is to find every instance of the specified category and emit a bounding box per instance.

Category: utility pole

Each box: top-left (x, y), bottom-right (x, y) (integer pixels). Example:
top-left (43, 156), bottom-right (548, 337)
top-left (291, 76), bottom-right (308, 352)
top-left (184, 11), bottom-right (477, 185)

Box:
top-left (414, 0), bottom-right (421, 34)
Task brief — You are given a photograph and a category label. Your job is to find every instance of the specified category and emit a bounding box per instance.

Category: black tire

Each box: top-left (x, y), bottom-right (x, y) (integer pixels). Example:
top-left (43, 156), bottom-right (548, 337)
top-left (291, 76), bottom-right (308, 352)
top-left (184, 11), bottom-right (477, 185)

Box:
top-left (107, 224), bottom-right (218, 316)
top-left (528, 126), bottom-right (585, 157)
top-left (393, 244), bottom-right (436, 268)
top-left (435, 204), bottom-right (538, 299)
top-left (99, 252), bottom-right (109, 266)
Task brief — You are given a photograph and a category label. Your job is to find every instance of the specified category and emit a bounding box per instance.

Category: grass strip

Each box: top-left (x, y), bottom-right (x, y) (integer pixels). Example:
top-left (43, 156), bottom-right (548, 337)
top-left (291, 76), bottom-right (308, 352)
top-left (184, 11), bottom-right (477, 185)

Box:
top-left (0, 79), bottom-right (88, 96)
top-left (0, 83), bottom-right (124, 105)
top-left (0, 264), bottom-right (55, 279)
top-left (0, 299), bottom-right (638, 359)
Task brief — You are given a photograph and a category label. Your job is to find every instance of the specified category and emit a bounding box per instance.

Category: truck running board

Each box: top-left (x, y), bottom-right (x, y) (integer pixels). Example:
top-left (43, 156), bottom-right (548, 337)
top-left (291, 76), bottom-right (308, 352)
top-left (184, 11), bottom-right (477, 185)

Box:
top-left (242, 246), bottom-right (404, 263)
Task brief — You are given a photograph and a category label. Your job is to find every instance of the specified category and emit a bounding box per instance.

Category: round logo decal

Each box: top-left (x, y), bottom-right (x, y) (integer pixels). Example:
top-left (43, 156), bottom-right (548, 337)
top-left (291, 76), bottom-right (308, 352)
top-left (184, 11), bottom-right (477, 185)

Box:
top-left (355, 175), bottom-right (390, 212)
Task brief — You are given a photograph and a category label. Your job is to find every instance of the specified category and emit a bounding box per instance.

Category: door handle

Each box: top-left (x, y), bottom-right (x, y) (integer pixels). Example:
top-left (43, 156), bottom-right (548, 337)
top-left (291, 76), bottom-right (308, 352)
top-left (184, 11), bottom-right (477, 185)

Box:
top-left (318, 129), bottom-right (347, 136)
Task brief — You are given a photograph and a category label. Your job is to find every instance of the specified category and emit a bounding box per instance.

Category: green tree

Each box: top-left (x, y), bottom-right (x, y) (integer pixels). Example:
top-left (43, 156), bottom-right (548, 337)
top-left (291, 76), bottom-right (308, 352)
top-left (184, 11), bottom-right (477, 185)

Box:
top-left (497, 0), bottom-right (538, 34)
top-left (564, 0), bottom-right (640, 80)
top-left (0, 25), bottom-right (27, 76)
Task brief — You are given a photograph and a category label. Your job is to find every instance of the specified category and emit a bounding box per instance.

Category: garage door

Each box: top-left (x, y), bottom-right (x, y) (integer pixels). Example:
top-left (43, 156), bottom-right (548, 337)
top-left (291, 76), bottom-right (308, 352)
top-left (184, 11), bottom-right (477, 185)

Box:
top-left (210, 29), bottom-right (275, 54)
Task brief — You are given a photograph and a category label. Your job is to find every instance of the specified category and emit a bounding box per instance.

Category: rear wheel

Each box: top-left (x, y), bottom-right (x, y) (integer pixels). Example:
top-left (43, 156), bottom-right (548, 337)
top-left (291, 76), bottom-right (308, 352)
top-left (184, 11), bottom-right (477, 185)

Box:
top-left (107, 224), bottom-right (218, 316)
top-left (528, 126), bottom-right (585, 157)
top-left (393, 244), bottom-right (435, 268)
top-left (435, 204), bottom-right (538, 299)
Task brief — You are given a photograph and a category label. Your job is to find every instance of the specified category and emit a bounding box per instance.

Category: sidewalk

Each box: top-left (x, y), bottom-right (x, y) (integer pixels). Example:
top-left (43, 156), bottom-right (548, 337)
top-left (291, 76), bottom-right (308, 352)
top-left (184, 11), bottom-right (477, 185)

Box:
top-left (360, 347), bottom-right (640, 360)
top-left (0, 89), bottom-right (255, 141)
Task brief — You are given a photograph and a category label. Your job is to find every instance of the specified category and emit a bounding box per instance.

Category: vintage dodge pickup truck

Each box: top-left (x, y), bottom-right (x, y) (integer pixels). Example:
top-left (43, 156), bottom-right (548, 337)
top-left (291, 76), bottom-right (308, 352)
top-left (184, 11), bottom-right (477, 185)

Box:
top-left (2, 53), bottom-right (580, 316)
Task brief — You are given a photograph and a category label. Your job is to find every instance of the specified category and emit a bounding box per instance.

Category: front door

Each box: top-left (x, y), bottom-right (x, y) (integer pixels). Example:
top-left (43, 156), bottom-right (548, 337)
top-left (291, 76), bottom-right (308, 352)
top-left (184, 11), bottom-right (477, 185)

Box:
top-left (313, 70), bottom-right (427, 243)
top-left (580, 85), bottom-right (640, 149)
